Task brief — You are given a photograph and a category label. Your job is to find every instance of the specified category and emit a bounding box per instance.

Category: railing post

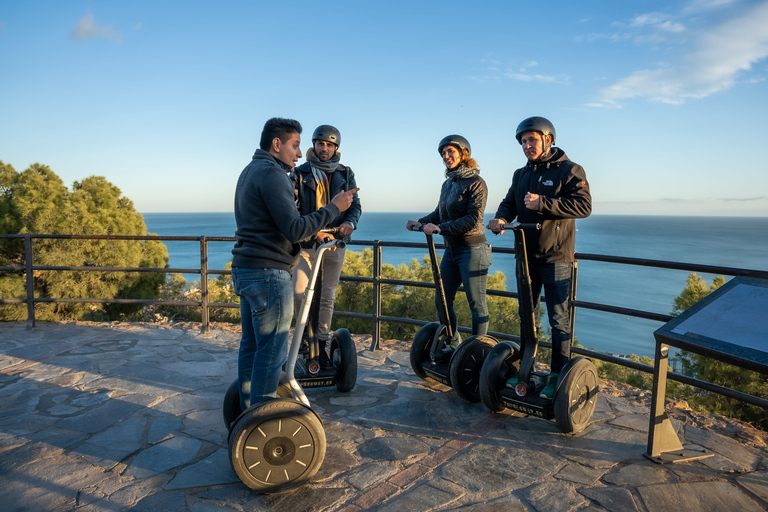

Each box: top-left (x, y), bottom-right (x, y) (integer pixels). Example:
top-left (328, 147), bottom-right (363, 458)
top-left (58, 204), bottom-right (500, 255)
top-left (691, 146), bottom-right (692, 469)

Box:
top-left (570, 259), bottom-right (578, 340)
top-left (369, 241), bottom-right (382, 351)
top-left (200, 236), bottom-right (209, 332)
top-left (24, 234), bottom-right (35, 329)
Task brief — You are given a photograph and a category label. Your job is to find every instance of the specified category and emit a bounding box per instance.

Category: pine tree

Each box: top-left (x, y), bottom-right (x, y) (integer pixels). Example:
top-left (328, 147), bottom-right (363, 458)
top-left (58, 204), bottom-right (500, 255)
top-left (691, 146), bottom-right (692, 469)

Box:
top-left (0, 161), bottom-right (168, 321)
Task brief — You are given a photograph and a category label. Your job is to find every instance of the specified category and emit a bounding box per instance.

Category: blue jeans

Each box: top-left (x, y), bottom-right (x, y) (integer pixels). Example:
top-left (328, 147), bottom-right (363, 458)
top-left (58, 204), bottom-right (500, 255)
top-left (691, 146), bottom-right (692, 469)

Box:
top-left (232, 267), bottom-right (293, 410)
top-left (439, 243), bottom-right (492, 345)
top-left (517, 261), bottom-right (573, 374)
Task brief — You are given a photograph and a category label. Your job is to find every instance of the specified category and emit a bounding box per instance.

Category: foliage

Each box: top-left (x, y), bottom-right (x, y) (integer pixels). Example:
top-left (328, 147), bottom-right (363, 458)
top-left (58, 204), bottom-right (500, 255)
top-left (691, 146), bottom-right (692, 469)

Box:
top-left (0, 161), bottom-right (168, 321)
top-left (332, 248), bottom-right (524, 342)
top-left (668, 273), bottom-right (768, 430)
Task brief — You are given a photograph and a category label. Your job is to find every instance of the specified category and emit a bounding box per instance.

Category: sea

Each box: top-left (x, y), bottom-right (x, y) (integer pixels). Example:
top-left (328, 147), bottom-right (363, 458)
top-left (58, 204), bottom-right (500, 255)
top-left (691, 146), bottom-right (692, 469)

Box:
top-left (143, 212), bottom-right (768, 359)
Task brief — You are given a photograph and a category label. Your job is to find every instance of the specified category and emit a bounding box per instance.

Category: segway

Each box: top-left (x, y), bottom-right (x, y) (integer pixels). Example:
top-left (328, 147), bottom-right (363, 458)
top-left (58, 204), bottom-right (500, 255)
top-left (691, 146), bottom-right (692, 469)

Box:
top-left (223, 236), bottom-right (349, 493)
top-left (408, 224), bottom-right (498, 402)
top-left (479, 222), bottom-right (598, 433)
top-left (293, 229), bottom-right (357, 393)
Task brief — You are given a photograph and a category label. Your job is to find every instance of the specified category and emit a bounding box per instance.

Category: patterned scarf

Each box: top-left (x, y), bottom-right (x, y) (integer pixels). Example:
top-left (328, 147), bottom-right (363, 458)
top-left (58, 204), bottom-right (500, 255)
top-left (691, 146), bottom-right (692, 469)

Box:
top-left (306, 148), bottom-right (341, 208)
top-left (445, 164), bottom-right (479, 181)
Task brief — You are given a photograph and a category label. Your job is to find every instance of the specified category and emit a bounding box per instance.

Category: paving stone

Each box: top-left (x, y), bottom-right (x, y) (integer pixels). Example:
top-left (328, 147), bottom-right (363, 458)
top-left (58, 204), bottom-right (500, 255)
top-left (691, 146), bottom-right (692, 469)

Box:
top-left (56, 397), bottom-right (145, 433)
top-left (684, 424), bottom-right (761, 472)
top-left (637, 481), bottom-right (764, 512)
top-left (125, 436), bottom-right (204, 478)
top-left (314, 444), bottom-right (360, 482)
top-left (167, 448), bottom-right (239, 489)
top-left (347, 462), bottom-right (400, 490)
top-left (77, 416), bottom-right (148, 465)
top-left (356, 436), bottom-right (431, 461)
top-left (736, 470), bottom-right (768, 503)
top-left (521, 481), bottom-right (589, 512)
top-left (440, 439), bottom-right (561, 494)
top-left (579, 486), bottom-right (641, 511)
top-left (264, 485), bottom-right (350, 512)
top-left (555, 462), bottom-right (606, 485)
top-left (601, 461), bottom-right (670, 485)
top-left (378, 478), bottom-right (465, 512)
top-left (560, 426), bottom-right (647, 468)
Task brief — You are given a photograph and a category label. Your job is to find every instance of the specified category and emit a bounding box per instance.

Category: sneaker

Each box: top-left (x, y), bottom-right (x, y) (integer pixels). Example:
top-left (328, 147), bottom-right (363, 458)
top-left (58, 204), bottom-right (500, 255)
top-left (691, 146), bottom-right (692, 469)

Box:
top-left (319, 348), bottom-right (333, 370)
top-left (539, 372), bottom-right (558, 399)
top-left (505, 376), bottom-right (518, 389)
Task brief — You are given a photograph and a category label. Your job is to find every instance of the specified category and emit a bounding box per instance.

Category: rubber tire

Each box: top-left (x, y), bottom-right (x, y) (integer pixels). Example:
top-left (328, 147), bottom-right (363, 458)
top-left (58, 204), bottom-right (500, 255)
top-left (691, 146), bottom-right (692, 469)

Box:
top-left (223, 379), bottom-right (292, 431)
top-left (410, 322), bottom-right (440, 380)
top-left (449, 335), bottom-right (498, 402)
top-left (479, 341), bottom-right (521, 412)
top-left (228, 399), bottom-right (326, 493)
top-left (330, 328), bottom-right (357, 392)
top-left (553, 357), bottom-right (599, 433)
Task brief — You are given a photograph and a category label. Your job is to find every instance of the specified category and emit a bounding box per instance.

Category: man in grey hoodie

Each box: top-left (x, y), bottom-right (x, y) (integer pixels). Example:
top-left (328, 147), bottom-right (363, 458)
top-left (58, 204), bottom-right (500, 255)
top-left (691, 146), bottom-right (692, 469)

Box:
top-left (231, 117), bottom-right (358, 410)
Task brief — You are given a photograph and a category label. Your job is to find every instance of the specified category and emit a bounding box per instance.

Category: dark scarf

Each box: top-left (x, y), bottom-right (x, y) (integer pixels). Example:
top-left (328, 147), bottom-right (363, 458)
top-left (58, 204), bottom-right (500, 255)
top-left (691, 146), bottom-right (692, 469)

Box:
top-left (306, 148), bottom-right (341, 175)
top-left (445, 164), bottom-right (479, 181)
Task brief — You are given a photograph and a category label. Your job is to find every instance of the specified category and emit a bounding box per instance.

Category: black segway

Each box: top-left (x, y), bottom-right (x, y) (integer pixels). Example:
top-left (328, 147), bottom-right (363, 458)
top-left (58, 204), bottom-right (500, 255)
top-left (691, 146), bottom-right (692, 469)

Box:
top-left (222, 237), bottom-right (349, 493)
top-left (408, 224), bottom-right (498, 402)
top-left (479, 222), bottom-right (598, 433)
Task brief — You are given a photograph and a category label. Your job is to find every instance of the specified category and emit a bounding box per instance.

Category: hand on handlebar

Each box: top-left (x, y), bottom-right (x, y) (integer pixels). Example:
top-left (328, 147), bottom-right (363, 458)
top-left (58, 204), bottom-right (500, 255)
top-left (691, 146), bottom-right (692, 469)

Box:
top-left (405, 220), bottom-right (421, 231)
top-left (487, 218), bottom-right (507, 235)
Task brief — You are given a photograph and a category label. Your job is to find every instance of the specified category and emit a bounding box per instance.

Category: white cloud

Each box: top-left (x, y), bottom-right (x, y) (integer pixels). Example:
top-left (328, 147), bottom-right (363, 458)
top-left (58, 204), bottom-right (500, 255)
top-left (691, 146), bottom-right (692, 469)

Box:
top-left (70, 13), bottom-right (121, 42)
top-left (504, 72), bottom-right (557, 82)
top-left (599, 1), bottom-right (768, 105)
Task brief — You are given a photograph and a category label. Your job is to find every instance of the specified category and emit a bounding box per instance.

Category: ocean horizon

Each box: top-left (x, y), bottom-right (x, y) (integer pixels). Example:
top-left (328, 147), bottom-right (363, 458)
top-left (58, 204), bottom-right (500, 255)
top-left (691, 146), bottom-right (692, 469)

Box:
top-left (142, 212), bottom-right (768, 359)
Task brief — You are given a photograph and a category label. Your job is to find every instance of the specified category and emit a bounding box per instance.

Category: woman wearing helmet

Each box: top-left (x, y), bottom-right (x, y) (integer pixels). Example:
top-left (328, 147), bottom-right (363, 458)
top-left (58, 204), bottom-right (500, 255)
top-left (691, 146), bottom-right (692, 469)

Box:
top-left (406, 135), bottom-right (492, 347)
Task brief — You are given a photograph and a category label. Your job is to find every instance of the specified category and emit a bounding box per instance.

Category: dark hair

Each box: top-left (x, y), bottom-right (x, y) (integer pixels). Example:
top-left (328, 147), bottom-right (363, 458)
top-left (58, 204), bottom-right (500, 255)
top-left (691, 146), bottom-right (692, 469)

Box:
top-left (259, 117), bottom-right (302, 151)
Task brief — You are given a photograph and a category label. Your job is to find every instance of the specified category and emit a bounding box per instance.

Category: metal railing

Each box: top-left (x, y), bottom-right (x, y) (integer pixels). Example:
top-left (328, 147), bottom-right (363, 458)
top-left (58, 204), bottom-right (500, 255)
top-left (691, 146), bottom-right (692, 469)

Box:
top-left (2, 233), bottom-right (768, 407)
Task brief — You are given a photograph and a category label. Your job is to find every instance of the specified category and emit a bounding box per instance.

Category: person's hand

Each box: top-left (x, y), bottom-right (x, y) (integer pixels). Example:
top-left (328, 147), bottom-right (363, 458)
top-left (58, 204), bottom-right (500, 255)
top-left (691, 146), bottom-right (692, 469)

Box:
top-left (406, 220), bottom-right (421, 231)
top-left (524, 192), bottom-right (540, 211)
top-left (315, 232), bottom-right (334, 244)
top-left (422, 223), bottom-right (441, 235)
top-left (331, 188), bottom-right (360, 212)
top-left (339, 222), bottom-right (354, 237)
top-left (488, 218), bottom-right (507, 235)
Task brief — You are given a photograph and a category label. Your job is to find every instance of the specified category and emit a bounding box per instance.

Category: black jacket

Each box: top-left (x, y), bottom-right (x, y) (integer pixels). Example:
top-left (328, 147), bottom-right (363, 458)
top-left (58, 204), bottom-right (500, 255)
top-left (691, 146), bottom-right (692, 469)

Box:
top-left (232, 150), bottom-right (341, 270)
top-left (292, 162), bottom-right (362, 246)
top-left (420, 168), bottom-right (488, 247)
top-left (494, 147), bottom-right (591, 263)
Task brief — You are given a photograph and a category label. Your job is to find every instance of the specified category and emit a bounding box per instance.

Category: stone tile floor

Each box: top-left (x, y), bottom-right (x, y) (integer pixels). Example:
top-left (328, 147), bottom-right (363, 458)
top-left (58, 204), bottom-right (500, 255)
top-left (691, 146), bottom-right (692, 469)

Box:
top-left (1, 321), bottom-right (767, 511)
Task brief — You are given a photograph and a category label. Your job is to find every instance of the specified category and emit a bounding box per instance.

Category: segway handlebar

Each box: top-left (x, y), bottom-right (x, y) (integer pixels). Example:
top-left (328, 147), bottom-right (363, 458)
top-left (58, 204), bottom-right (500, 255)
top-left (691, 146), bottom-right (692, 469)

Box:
top-left (318, 227), bottom-right (346, 249)
top-left (503, 222), bottom-right (541, 231)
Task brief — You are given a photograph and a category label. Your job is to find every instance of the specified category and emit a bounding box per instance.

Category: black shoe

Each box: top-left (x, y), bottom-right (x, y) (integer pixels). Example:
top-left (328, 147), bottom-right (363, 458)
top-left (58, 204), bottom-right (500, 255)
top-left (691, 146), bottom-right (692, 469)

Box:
top-left (319, 349), bottom-right (333, 370)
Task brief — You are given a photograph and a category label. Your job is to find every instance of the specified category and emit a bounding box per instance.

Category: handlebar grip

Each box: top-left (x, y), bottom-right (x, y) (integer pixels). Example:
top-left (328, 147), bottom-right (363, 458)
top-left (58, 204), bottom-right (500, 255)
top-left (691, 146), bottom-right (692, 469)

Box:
top-left (503, 222), bottom-right (541, 231)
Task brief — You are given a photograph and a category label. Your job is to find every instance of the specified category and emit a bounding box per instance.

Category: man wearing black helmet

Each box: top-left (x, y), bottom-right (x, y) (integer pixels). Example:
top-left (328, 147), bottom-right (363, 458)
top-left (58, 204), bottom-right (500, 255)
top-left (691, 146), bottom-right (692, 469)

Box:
top-left (292, 124), bottom-right (361, 369)
top-left (489, 117), bottom-right (591, 397)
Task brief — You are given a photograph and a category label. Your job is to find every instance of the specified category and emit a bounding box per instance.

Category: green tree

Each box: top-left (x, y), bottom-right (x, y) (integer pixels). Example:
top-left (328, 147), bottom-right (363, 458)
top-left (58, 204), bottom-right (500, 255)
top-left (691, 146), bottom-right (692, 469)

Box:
top-left (669, 273), bottom-right (768, 430)
top-left (0, 161), bottom-right (169, 321)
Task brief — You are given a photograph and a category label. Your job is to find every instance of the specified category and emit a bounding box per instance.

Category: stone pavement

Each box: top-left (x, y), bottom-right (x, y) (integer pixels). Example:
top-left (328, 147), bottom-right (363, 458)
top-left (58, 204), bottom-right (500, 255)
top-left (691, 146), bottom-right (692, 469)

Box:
top-left (1, 321), bottom-right (767, 512)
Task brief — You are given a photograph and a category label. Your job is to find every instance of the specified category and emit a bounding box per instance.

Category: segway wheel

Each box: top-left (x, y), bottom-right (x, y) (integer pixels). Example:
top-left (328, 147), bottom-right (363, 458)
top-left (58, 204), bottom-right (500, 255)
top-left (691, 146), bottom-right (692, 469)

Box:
top-left (479, 341), bottom-right (521, 412)
top-left (223, 379), bottom-right (292, 431)
top-left (229, 399), bottom-right (326, 493)
top-left (330, 328), bottom-right (357, 392)
top-left (410, 322), bottom-right (440, 380)
top-left (449, 335), bottom-right (498, 403)
top-left (553, 357), bottom-right (599, 434)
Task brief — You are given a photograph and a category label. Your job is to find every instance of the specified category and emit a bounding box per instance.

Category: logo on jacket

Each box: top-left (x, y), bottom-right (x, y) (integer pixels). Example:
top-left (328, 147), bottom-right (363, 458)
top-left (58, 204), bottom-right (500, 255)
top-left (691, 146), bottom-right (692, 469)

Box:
top-left (542, 180), bottom-right (554, 186)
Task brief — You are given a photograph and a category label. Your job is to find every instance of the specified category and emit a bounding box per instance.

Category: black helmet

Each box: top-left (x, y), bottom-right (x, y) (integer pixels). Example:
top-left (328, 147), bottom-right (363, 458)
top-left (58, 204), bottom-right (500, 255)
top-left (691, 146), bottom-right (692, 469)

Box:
top-left (312, 125), bottom-right (341, 148)
top-left (515, 117), bottom-right (556, 145)
top-left (438, 135), bottom-right (471, 155)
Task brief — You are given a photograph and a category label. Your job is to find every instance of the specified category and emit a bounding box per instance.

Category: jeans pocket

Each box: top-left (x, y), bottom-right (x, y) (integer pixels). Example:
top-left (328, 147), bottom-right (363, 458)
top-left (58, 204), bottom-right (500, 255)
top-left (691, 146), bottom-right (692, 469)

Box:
top-left (234, 273), bottom-right (271, 315)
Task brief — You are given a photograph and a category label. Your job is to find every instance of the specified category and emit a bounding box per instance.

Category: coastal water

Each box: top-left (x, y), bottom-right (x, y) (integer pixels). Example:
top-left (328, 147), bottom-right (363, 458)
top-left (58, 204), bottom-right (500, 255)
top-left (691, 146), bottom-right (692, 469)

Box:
top-left (143, 212), bottom-right (768, 358)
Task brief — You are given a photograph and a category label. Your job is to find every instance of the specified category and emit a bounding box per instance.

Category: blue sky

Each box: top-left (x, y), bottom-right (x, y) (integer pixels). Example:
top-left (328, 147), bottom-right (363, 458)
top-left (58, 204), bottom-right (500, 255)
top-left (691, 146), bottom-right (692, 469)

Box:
top-left (2, 0), bottom-right (768, 216)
